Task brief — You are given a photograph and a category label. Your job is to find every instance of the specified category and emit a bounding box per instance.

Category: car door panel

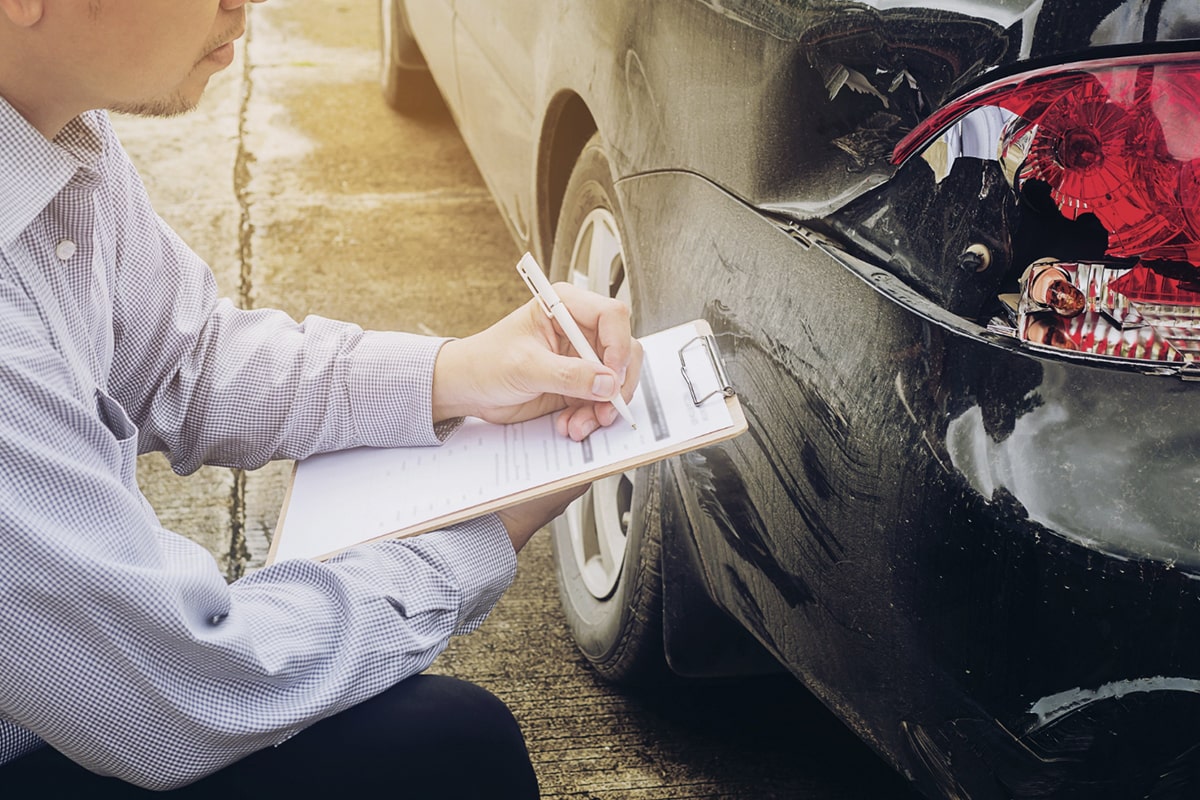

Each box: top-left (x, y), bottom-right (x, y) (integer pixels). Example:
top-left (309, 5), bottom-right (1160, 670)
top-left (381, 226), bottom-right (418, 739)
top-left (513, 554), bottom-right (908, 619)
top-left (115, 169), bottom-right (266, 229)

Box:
top-left (452, 0), bottom-right (541, 246)
top-left (402, 0), bottom-right (459, 112)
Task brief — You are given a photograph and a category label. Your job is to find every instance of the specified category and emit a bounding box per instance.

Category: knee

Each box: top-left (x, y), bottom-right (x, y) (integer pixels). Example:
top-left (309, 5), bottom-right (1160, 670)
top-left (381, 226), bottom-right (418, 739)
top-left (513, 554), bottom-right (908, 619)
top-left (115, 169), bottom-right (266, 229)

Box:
top-left (386, 675), bottom-right (539, 797)
top-left (416, 676), bottom-right (528, 754)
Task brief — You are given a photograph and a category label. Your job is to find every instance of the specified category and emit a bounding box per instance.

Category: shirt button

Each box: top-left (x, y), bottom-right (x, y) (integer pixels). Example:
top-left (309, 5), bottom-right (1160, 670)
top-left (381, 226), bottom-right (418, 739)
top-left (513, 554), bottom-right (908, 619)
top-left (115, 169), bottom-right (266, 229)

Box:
top-left (55, 240), bottom-right (76, 261)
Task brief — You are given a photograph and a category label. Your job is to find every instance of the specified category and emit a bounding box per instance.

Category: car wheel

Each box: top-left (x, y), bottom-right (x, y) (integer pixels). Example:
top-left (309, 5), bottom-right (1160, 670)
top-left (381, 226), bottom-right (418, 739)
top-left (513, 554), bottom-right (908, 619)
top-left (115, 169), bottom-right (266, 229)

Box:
top-left (378, 0), bottom-right (441, 114)
top-left (548, 133), bottom-right (668, 685)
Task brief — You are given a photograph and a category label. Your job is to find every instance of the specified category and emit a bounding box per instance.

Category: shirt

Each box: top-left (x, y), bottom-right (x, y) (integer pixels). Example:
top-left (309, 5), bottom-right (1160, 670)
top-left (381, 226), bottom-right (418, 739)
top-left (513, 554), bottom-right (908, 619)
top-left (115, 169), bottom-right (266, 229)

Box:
top-left (0, 98), bottom-right (517, 790)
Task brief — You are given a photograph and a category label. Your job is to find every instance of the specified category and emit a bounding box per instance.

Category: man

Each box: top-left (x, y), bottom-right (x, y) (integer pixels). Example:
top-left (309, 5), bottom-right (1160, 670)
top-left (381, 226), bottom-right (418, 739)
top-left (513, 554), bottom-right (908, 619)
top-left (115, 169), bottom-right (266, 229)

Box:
top-left (0, 0), bottom-right (641, 796)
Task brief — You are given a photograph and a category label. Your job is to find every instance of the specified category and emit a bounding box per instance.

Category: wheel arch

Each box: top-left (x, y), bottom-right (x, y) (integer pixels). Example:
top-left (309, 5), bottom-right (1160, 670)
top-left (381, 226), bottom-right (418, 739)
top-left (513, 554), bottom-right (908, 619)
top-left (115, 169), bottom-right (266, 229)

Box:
top-left (535, 91), bottom-right (598, 265)
top-left (660, 457), bottom-right (785, 679)
top-left (538, 106), bottom-right (779, 679)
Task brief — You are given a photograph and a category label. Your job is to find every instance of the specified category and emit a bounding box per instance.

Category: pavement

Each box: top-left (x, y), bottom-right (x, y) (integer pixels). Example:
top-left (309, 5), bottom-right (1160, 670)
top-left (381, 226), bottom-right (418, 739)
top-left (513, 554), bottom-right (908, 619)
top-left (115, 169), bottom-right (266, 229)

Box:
top-left (115, 1), bottom-right (917, 797)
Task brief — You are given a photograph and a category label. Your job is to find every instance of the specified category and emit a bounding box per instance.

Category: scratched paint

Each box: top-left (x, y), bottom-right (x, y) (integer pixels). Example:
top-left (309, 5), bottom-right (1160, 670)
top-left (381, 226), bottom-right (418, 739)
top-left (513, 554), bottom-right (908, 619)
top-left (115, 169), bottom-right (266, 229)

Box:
top-left (393, 0), bottom-right (1200, 795)
top-left (1028, 677), bottom-right (1200, 730)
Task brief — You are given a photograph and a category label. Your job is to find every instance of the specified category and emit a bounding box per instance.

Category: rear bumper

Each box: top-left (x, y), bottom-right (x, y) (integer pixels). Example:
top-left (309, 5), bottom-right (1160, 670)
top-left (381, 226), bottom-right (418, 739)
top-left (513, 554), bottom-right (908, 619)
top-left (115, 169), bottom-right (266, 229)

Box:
top-left (616, 168), bottom-right (1200, 798)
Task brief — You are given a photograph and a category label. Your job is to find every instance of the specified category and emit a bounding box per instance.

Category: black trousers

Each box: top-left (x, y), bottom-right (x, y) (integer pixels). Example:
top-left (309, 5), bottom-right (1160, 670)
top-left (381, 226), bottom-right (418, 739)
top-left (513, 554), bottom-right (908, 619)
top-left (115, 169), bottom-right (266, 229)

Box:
top-left (1, 675), bottom-right (539, 799)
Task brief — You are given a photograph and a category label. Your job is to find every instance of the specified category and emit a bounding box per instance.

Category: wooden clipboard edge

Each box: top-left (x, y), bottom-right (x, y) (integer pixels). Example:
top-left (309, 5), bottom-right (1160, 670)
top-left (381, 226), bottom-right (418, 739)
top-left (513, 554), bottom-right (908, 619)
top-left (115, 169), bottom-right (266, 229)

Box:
top-left (266, 460), bottom-right (301, 566)
top-left (269, 318), bottom-right (745, 564)
top-left (288, 408), bottom-right (744, 563)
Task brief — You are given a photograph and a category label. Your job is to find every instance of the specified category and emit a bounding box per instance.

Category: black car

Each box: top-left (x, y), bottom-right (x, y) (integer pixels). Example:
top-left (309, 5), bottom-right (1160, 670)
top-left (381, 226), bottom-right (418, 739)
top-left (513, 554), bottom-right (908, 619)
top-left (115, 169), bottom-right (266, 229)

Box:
top-left (379, 2), bottom-right (1200, 797)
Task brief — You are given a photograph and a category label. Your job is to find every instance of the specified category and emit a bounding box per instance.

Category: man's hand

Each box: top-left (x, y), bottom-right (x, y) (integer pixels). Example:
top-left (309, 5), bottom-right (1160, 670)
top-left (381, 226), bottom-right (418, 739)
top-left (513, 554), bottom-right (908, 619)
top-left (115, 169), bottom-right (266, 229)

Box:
top-left (432, 282), bottom-right (642, 441)
top-left (495, 484), bottom-right (587, 552)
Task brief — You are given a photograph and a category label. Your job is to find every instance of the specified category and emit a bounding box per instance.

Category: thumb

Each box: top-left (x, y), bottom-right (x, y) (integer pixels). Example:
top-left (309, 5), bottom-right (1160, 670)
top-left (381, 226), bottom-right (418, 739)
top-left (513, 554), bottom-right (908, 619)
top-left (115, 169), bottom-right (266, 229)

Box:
top-left (537, 352), bottom-right (619, 402)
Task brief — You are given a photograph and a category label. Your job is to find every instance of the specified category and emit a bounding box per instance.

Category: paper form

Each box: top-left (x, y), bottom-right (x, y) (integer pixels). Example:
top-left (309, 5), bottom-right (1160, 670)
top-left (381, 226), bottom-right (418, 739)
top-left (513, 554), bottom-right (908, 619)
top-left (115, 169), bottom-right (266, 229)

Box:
top-left (271, 321), bottom-right (738, 562)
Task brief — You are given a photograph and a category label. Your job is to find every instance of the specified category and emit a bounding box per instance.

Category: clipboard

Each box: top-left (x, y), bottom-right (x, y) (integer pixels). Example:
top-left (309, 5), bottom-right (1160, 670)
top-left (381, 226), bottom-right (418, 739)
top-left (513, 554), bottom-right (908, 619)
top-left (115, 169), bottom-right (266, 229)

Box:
top-left (268, 319), bottom-right (745, 563)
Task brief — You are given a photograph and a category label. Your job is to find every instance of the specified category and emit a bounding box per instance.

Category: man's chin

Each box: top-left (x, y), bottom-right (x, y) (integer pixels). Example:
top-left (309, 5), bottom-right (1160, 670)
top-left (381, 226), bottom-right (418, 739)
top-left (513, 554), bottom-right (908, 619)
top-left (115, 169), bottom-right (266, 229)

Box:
top-left (109, 93), bottom-right (200, 120)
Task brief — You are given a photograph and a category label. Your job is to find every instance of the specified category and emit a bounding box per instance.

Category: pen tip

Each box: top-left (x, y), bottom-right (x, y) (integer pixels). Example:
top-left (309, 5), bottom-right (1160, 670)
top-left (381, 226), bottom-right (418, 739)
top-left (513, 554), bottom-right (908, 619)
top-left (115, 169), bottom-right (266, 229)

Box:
top-left (631, 422), bottom-right (638, 430)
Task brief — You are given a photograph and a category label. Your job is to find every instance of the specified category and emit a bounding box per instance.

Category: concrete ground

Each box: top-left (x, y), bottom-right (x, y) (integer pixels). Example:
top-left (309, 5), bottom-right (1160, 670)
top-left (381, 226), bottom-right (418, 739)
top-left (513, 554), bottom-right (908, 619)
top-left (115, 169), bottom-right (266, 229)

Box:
top-left (116, 2), bottom-right (918, 797)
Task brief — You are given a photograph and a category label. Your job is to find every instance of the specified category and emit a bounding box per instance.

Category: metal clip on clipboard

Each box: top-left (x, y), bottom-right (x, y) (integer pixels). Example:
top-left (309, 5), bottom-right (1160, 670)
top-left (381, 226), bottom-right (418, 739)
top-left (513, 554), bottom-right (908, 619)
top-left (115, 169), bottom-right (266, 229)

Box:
top-left (678, 334), bottom-right (735, 406)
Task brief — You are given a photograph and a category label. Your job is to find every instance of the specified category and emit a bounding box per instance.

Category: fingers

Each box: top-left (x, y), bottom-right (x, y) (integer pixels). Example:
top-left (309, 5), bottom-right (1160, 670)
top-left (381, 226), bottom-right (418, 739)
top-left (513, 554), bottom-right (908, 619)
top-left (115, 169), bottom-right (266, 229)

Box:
top-left (545, 282), bottom-right (643, 432)
top-left (534, 350), bottom-right (623, 405)
top-left (549, 323), bottom-right (642, 441)
top-left (436, 308), bottom-right (623, 426)
top-left (535, 338), bottom-right (641, 408)
top-left (433, 273), bottom-right (640, 434)
top-left (553, 282), bottom-right (635, 374)
top-left (555, 404), bottom-right (616, 441)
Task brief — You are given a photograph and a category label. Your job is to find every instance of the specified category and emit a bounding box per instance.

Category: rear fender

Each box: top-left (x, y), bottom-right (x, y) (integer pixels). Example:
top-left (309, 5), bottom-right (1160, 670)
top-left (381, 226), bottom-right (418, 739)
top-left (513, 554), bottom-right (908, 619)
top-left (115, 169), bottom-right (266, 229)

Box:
top-left (661, 459), bottom-right (782, 678)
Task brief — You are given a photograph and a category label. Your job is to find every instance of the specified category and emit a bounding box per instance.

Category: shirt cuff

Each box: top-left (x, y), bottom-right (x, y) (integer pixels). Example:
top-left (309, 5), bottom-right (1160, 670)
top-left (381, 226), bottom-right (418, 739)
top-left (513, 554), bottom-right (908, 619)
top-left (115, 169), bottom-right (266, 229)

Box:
top-left (348, 331), bottom-right (457, 448)
top-left (383, 514), bottom-right (517, 634)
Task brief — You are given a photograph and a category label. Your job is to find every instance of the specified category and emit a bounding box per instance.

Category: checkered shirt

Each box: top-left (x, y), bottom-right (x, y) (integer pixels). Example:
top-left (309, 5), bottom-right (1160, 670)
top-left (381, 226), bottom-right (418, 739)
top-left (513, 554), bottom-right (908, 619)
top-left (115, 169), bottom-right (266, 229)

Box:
top-left (0, 98), bottom-right (517, 790)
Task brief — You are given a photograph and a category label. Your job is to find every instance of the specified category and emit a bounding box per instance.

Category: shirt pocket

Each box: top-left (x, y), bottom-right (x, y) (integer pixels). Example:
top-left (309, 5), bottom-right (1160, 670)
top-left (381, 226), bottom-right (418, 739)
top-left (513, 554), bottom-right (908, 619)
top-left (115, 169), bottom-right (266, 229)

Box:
top-left (95, 388), bottom-right (138, 485)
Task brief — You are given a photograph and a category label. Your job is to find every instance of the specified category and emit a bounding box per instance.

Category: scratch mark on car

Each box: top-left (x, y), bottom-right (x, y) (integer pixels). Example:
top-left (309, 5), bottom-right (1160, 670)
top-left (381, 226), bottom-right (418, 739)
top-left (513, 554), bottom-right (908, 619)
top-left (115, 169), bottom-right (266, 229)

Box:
top-left (1026, 677), bottom-right (1200, 732)
top-left (724, 564), bottom-right (784, 653)
top-left (686, 448), bottom-right (816, 609)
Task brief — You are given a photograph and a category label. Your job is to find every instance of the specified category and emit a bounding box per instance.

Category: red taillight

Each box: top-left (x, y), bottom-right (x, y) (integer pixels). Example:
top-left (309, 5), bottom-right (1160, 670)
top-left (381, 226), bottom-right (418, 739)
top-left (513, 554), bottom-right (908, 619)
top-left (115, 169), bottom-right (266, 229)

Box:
top-left (895, 53), bottom-right (1200, 366)
top-left (893, 53), bottom-right (1200, 267)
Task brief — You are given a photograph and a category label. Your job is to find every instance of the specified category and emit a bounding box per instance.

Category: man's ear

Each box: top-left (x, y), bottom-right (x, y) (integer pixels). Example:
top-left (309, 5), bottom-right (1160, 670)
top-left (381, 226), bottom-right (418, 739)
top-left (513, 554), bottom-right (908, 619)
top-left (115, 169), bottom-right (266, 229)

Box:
top-left (0, 0), bottom-right (44, 28)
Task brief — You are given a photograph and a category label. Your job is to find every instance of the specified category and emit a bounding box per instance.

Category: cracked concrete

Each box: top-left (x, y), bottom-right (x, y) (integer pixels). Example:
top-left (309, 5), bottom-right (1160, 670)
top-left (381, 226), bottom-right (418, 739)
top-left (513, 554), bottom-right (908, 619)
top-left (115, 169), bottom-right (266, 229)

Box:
top-left (112, 1), bottom-right (916, 797)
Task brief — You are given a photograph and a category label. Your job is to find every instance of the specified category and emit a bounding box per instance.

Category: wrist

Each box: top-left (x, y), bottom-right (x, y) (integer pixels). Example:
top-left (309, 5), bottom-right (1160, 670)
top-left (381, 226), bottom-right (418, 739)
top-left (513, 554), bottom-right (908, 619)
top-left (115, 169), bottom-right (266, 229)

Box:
top-left (431, 338), bottom-right (476, 422)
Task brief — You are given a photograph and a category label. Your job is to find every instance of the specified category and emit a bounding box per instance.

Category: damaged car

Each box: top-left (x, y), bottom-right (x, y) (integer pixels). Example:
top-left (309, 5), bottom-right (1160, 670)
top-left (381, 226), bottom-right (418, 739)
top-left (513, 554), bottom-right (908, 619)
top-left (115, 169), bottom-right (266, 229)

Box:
top-left (379, 1), bottom-right (1200, 797)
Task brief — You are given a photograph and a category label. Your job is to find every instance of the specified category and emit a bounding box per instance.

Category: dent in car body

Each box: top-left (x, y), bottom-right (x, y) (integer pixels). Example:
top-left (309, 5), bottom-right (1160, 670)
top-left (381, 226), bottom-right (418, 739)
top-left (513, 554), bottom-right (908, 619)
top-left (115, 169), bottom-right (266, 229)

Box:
top-left (602, 0), bottom-right (1017, 218)
top-left (618, 168), bottom-right (1200, 795)
top-left (400, 0), bottom-right (1200, 794)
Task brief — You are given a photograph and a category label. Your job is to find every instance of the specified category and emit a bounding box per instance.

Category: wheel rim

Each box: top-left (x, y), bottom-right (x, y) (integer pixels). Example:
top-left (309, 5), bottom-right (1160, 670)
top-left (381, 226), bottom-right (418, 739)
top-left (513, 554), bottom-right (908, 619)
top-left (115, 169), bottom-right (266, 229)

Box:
top-left (564, 207), bottom-right (636, 600)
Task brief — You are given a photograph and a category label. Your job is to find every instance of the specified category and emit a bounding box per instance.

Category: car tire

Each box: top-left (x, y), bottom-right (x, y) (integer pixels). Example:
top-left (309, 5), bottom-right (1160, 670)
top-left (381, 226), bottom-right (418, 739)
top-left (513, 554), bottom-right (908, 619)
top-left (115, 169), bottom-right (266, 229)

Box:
top-left (548, 133), bottom-right (669, 685)
top-left (378, 0), bottom-right (442, 114)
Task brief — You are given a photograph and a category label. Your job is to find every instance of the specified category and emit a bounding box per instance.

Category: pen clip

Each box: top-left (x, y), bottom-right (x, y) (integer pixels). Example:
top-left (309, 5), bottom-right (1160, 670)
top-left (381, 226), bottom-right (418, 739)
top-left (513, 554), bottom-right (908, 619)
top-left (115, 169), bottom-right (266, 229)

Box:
top-left (516, 254), bottom-right (555, 317)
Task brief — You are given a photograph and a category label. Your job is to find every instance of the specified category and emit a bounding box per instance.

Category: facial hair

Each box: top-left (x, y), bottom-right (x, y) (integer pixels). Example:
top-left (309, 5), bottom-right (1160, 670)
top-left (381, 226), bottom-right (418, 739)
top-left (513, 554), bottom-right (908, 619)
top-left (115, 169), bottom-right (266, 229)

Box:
top-left (107, 29), bottom-right (236, 119)
top-left (109, 92), bottom-right (198, 119)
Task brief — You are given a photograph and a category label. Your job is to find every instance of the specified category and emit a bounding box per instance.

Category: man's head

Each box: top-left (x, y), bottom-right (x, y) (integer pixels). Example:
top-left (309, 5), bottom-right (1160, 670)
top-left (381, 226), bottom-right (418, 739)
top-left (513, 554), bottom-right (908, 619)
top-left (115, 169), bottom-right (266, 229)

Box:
top-left (0, 0), bottom-right (267, 138)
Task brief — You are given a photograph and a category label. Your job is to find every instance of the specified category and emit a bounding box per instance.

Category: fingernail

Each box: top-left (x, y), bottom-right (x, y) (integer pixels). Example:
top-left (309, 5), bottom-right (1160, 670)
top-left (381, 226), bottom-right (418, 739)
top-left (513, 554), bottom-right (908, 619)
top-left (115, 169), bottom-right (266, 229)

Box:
top-left (580, 420), bottom-right (598, 439)
top-left (592, 374), bottom-right (616, 399)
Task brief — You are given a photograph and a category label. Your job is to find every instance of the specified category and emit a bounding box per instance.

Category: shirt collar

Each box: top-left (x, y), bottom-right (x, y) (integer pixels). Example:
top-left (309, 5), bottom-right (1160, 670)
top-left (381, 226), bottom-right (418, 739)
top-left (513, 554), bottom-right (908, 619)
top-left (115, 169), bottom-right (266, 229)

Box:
top-left (0, 97), bottom-right (108, 248)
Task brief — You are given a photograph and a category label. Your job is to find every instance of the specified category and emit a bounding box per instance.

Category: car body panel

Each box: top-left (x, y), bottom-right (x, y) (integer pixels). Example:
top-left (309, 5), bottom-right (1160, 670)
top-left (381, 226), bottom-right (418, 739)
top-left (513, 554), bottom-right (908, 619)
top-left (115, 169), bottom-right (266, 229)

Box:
top-left (453, 0), bottom-right (539, 240)
top-left (618, 168), bottom-right (1200, 796)
top-left (414, 0), bottom-right (1200, 237)
top-left (402, 1), bottom-right (457, 108)
top-left (396, 0), bottom-right (1200, 795)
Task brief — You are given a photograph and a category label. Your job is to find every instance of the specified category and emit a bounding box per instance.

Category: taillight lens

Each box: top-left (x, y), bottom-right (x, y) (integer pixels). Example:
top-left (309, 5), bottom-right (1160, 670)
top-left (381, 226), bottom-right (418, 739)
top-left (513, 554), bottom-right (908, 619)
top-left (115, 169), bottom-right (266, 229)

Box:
top-left (893, 53), bottom-right (1200, 364)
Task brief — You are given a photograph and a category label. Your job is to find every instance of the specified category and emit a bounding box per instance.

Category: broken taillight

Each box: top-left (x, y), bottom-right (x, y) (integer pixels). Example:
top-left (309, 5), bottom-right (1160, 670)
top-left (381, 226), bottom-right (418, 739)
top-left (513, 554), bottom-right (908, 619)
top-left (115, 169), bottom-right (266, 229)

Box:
top-left (893, 53), bottom-right (1200, 365)
top-left (1016, 260), bottom-right (1200, 363)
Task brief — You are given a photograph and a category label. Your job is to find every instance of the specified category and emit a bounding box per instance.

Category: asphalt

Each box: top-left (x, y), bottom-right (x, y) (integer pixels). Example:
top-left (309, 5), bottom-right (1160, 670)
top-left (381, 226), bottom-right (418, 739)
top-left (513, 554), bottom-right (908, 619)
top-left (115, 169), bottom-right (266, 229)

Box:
top-left (116, 1), bottom-right (918, 797)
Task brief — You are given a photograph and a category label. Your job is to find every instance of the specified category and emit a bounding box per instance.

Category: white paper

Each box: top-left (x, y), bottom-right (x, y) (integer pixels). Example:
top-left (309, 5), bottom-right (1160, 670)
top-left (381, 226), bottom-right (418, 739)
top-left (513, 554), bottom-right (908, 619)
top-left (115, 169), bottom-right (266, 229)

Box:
top-left (272, 321), bottom-right (735, 561)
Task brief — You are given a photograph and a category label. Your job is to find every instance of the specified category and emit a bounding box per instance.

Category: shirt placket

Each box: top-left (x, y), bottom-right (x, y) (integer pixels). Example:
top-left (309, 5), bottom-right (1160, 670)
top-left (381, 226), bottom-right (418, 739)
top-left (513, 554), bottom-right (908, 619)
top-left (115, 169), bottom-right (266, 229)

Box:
top-left (46, 170), bottom-right (110, 390)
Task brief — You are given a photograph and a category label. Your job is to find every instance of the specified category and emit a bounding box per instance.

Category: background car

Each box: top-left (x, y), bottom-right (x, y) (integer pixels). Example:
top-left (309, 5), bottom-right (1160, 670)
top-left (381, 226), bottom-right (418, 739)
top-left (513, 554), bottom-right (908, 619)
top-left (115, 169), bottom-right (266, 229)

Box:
top-left (380, 2), bottom-right (1200, 797)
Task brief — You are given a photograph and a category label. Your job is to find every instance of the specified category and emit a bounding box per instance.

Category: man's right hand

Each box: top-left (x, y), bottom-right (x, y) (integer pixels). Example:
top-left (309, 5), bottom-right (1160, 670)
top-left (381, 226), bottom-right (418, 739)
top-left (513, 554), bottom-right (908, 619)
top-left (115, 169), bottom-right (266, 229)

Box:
top-left (431, 282), bottom-right (642, 442)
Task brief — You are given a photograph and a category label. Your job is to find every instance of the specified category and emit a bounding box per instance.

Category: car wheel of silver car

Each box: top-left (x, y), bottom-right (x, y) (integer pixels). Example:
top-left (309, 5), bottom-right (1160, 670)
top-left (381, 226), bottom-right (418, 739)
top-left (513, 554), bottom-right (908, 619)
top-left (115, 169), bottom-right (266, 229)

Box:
top-left (378, 0), bottom-right (441, 114)
top-left (549, 133), bottom-right (667, 685)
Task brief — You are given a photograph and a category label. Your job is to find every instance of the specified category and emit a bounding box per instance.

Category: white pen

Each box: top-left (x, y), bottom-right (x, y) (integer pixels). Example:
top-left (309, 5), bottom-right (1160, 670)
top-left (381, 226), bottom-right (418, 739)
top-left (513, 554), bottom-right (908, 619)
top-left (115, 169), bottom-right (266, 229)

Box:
top-left (516, 252), bottom-right (637, 429)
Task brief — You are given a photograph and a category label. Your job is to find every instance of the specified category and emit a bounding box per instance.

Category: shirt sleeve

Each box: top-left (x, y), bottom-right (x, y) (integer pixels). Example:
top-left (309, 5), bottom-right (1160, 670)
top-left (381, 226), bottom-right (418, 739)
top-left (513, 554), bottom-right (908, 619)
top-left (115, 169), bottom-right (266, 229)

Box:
top-left (100, 126), bottom-right (440, 474)
top-left (0, 288), bottom-right (518, 789)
